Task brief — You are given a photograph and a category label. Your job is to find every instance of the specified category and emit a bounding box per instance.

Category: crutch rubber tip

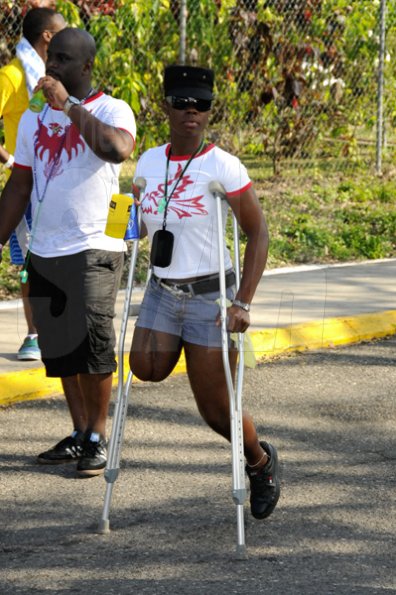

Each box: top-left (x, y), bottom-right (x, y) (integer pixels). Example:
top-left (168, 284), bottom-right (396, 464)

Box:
top-left (235, 544), bottom-right (248, 560)
top-left (98, 519), bottom-right (110, 534)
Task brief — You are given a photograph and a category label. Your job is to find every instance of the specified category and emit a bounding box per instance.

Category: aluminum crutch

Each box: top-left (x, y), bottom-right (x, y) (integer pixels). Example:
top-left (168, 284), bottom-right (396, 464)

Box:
top-left (209, 181), bottom-right (247, 559)
top-left (99, 176), bottom-right (146, 534)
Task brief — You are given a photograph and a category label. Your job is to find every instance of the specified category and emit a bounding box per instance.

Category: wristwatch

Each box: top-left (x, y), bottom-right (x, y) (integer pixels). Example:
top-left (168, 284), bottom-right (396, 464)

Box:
top-left (63, 96), bottom-right (81, 116)
top-left (232, 299), bottom-right (250, 312)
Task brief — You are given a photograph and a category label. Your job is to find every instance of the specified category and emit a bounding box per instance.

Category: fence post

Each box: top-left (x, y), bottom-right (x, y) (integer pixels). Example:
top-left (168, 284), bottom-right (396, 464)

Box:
top-left (376, 0), bottom-right (386, 174)
top-left (179, 0), bottom-right (187, 64)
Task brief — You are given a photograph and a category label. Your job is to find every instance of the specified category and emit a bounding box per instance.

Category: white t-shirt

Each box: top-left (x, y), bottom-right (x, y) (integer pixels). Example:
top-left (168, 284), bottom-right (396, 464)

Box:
top-left (134, 143), bottom-right (252, 279)
top-left (14, 91), bottom-right (136, 257)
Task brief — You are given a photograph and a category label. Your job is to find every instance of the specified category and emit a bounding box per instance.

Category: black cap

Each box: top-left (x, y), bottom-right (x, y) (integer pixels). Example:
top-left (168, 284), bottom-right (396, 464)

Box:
top-left (164, 65), bottom-right (214, 100)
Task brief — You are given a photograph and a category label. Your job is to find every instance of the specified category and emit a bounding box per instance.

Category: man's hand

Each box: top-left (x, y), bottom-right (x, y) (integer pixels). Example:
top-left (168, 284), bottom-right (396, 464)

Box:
top-left (215, 304), bottom-right (251, 334)
top-left (34, 76), bottom-right (69, 111)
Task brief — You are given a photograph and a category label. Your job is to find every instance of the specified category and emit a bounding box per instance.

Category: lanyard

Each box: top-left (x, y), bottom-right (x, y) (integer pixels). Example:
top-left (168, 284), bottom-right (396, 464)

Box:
top-left (33, 105), bottom-right (66, 203)
top-left (159, 139), bottom-right (204, 230)
top-left (21, 90), bottom-right (95, 282)
top-left (21, 105), bottom-right (69, 282)
top-left (32, 88), bottom-right (94, 203)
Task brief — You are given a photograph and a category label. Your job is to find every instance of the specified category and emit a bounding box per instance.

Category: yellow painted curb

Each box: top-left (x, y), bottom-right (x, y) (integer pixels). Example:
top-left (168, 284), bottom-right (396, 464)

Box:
top-left (250, 309), bottom-right (396, 359)
top-left (1, 309), bottom-right (395, 408)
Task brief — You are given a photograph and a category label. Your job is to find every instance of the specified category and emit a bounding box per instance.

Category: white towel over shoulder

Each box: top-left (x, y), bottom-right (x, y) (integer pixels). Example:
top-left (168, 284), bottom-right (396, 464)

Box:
top-left (16, 37), bottom-right (45, 98)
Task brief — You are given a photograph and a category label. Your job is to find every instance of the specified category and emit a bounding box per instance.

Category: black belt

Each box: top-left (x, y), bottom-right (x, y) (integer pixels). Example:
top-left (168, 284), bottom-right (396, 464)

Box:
top-left (152, 270), bottom-right (236, 296)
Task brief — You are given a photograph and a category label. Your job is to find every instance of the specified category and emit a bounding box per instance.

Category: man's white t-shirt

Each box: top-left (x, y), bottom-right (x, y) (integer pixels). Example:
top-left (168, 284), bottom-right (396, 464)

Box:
top-left (14, 91), bottom-right (136, 257)
top-left (134, 143), bottom-right (252, 279)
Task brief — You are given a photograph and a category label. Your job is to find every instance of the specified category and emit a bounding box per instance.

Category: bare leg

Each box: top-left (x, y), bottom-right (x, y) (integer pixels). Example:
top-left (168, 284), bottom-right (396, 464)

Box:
top-left (184, 342), bottom-right (267, 467)
top-left (61, 376), bottom-right (87, 433)
top-left (21, 280), bottom-right (37, 335)
top-left (130, 327), bottom-right (183, 381)
top-left (78, 372), bottom-right (114, 437)
top-left (62, 373), bottom-right (114, 436)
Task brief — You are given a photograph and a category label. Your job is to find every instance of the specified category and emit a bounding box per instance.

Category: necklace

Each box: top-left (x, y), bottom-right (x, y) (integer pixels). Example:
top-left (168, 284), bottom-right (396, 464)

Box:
top-left (158, 139), bottom-right (205, 229)
top-left (32, 87), bottom-right (96, 203)
top-left (81, 87), bottom-right (95, 101)
top-left (21, 88), bottom-right (98, 284)
top-left (33, 105), bottom-right (66, 203)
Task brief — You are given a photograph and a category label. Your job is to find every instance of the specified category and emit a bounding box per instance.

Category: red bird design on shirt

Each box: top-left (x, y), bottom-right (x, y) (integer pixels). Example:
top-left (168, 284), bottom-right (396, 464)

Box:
top-left (142, 164), bottom-right (207, 219)
top-left (34, 120), bottom-right (85, 165)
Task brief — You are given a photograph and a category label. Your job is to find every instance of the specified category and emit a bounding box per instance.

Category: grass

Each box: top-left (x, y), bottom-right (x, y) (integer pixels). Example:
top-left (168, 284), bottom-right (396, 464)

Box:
top-left (244, 157), bottom-right (396, 269)
top-left (1, 158), bottom-right (395, 299)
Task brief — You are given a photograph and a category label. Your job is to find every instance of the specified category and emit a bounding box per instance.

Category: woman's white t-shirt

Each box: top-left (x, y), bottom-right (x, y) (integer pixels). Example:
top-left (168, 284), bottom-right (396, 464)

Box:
top-left (134, 143), bottom-right (252, 279)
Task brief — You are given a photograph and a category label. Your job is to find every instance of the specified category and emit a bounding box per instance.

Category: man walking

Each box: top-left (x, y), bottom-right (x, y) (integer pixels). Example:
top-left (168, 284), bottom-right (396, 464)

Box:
top-left (0, 28), bottom-right (136, 477)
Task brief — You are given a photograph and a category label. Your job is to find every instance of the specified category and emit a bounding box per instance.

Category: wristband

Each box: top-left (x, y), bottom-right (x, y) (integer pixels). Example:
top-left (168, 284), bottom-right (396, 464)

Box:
top-left (232, 299), bottom-right (250, 312)
top-left (4, 154), bottom-right (14, 169)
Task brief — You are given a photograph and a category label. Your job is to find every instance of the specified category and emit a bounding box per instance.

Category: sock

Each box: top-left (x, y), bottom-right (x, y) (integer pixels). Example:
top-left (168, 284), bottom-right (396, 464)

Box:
top-left (89, 432), bottom-right (100, 443)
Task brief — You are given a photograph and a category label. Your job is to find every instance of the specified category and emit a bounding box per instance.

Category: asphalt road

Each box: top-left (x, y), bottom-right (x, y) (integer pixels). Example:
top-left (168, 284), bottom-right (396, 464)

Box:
top-left (1, 336), bottom-right (395, 594)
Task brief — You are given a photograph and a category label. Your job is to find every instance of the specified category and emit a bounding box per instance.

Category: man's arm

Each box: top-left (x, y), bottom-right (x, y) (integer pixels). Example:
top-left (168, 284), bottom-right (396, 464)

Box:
top-left (0, 72), bottom-right (16, 167)
top-left (37, 76), bottom-right (134, 163)
top-left (0, 144), bottom-right (14, 168)
top-left (66, 105), bottom-right (134, 163)
top-left (0, 167), bottom-right (33, 262)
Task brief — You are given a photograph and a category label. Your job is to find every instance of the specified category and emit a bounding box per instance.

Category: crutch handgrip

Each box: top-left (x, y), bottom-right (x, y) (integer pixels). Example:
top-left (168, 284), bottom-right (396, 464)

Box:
top-left (209, 180), bottom-right (227, 200)
top-left (132, 176), bottom-right (147, 200)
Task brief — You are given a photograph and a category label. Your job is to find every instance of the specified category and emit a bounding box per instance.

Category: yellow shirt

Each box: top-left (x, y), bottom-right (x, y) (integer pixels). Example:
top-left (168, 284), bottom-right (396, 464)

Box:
top-left (0, 57), bottom-right (29, 155)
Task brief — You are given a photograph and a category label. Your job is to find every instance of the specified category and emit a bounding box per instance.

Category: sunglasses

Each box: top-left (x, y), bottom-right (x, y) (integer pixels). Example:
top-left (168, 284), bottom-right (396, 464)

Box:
top-left (166, 96), bottom-right (212, 112)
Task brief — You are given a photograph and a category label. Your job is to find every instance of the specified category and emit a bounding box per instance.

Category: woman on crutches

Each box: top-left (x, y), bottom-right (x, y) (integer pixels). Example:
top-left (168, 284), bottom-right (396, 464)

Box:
top-left (129, 65), bottom-right (280, 521)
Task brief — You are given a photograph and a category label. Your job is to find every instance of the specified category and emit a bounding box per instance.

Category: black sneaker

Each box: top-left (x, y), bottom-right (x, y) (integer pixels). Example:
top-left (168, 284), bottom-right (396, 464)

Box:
top-left (76, 434), bottom-right (107, 478)
top-left (246, 441), bottom-right (280, 520)
top-left (37, 431), bottom-right (85, 465)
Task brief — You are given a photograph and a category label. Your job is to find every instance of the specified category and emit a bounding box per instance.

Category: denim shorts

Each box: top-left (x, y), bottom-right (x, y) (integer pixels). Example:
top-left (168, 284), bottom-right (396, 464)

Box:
top-left (27, 249), bottom-right (123, 377)
top-left (136, 275), bottom-right (236, 348)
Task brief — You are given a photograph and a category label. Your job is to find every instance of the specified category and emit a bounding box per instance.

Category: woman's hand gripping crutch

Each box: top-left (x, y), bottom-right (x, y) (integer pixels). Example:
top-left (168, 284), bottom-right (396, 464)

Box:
top-left (209, 181), bottom-right (247, 559)
top-left (99, 177), bottom-right (146, 534)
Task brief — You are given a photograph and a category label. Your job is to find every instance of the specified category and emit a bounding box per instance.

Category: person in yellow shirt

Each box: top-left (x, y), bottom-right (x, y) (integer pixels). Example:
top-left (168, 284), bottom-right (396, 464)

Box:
top-left (0, 7), bottom-right (65, 360)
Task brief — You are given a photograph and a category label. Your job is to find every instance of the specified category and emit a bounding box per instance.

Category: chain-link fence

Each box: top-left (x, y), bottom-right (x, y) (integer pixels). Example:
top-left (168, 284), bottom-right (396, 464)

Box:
top-left (1, 0), bottom-right (395, 175)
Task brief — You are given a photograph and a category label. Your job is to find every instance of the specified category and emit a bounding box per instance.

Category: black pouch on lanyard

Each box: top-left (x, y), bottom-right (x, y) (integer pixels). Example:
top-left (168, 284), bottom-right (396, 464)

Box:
top-left (150, 229), bottom-right (174, 267)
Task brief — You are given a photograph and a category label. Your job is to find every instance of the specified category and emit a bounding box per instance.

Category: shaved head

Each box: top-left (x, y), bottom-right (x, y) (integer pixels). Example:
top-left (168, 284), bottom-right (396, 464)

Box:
top-left (52, 27), bottom-right (96, 61)
top-left (46, 27), bottom-right (97, 96)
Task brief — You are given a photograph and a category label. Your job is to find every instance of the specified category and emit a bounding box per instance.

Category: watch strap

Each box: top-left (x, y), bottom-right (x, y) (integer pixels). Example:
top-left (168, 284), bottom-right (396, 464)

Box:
top-left (63, 96), bottom-right (81, 116)
top-left (232, 299), bottom-right (250, 312)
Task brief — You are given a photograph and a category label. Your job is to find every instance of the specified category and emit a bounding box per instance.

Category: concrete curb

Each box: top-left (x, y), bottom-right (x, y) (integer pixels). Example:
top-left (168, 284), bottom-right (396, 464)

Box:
top-left (1, 308), bottom-right (395, 408)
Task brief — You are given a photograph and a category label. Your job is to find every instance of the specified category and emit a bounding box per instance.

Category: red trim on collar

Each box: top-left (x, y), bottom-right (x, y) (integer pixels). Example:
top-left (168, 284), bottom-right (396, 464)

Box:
top-left (166, 143), bottom-right (215, 161)
top-left (84, 91), bottom-right (104, 104)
